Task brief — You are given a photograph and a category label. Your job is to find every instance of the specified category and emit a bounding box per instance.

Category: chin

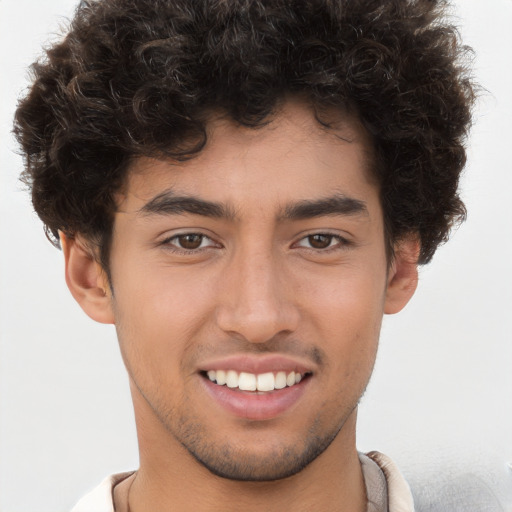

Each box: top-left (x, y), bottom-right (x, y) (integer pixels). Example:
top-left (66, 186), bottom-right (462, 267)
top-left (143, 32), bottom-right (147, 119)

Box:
top-left (183, 427), bottom-right (341, 482)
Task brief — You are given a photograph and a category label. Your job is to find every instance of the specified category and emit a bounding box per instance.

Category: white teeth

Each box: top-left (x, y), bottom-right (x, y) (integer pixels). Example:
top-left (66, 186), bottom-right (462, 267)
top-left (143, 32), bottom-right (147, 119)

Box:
top-left (274, 371), bottom-right (287, 389)
top-left (216, 370), bottom-right (226, 385)
top-left (205, 370), bottom-right (307, 392)
top-left (226, 370), bottom-right (238, 388)
top-left (238, 372), bottom-right (257, 391)
top-left (257, 372), bottom-right (275, 392)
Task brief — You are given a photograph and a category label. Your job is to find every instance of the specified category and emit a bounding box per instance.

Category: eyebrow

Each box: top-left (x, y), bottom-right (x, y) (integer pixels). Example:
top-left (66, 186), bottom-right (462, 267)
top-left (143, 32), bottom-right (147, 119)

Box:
top-left (139, 190), bottom-right (367, 221)
top-left (279, 194), bottom-right (368, 221)
top-left (139, 190), bottom-right (237, 220)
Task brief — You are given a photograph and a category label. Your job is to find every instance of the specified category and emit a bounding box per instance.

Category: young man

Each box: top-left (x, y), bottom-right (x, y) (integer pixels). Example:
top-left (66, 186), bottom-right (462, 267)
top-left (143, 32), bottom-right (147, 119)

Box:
top-left (14, 0), bottom-right (476, 510)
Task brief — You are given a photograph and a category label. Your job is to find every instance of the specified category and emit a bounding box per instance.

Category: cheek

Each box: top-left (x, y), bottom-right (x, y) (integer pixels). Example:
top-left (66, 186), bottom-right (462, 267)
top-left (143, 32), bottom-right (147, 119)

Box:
top-left (111, 268), bottom-right (216, 373)
top-left (299, 266), bottom-right (385, 370)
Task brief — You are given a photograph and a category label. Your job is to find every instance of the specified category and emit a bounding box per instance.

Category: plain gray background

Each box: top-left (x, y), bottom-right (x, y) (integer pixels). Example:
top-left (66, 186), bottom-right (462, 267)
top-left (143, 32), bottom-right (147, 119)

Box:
top-left (1, 0), bottom-right (511, 510)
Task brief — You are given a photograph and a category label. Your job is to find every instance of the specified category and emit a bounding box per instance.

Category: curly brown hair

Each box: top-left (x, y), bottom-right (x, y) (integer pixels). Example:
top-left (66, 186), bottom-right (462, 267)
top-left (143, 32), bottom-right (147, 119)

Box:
top-left (14, 0), bottom-right (475, 268)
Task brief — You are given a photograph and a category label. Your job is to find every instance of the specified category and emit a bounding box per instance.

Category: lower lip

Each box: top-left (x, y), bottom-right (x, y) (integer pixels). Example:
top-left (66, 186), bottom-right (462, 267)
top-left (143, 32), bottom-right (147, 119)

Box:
top-left (200, 376), bottom-right (310, 421)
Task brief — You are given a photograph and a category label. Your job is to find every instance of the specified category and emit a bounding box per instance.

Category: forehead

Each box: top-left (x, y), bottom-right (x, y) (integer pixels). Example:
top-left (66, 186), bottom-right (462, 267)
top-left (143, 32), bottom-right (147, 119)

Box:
top-left (119, 100), bottom-right (376, 213)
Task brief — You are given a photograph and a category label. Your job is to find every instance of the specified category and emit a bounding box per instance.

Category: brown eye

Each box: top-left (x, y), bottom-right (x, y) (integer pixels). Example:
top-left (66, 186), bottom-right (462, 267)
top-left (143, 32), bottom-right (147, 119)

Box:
top-left (307, 234), bottom-right (334, 249)
top-left (177, 234), bottom-right (204, 249)
top-left (163, 232), bottom-right (219, 253)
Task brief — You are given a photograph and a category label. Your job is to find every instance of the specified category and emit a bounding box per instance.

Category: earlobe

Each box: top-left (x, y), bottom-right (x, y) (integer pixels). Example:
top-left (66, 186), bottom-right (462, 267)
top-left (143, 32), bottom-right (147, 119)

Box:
top-left (60, 232), bottom-right (115, 324)
top-left (384, 237), bottom-right (420, 315)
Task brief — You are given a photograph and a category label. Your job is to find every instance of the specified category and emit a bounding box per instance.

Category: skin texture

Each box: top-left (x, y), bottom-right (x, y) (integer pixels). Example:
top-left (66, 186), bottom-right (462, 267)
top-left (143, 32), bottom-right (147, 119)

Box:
top-left (63, 100), bottom-right (418, 511)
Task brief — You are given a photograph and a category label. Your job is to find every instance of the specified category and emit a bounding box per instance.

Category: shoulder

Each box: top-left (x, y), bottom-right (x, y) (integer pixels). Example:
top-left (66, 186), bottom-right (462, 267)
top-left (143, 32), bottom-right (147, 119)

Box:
top-left (365, 451), bottom-right (416, 512)
top-left (70, 472), bottom-right (135, 512)
top-left (367, 452), bottom-right (507, 512)
top-left (406, 470), bottom-right (506, 512)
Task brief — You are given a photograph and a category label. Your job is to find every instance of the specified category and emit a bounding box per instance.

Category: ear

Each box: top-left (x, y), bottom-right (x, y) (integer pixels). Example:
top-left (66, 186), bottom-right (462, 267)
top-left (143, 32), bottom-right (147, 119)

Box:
top-left (61, 232), bottom-right (114, 324)
top-left (384, 237), bottom-right (420, 315)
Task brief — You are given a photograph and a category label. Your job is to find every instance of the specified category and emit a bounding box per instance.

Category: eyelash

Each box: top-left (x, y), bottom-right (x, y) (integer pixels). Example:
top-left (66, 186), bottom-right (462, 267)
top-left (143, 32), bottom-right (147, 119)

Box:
top-left (160, 233), bottom-right (219, 254)
top-left (294, 233), bottom-right (351, 252)
top-left (160, 231), bottom-right (352, 255)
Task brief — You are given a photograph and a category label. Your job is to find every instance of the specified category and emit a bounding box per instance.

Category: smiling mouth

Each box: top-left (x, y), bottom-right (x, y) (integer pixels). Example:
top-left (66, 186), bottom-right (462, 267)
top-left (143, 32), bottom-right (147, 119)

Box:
top-left (201, 370), bottom-right (311, 392)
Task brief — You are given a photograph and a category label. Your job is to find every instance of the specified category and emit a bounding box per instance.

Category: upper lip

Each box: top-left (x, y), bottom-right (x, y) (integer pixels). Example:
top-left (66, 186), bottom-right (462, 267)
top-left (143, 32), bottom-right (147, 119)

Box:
top-left (198, 354), bottom-right (315, 375)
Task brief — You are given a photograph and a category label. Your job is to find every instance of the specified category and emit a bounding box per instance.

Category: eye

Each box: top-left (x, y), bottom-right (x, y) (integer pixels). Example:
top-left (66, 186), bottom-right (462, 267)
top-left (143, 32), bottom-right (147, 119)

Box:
top-left (163, 233), bottom-right (217, 251)
top-left (295, 233), bottom-right (347, 250)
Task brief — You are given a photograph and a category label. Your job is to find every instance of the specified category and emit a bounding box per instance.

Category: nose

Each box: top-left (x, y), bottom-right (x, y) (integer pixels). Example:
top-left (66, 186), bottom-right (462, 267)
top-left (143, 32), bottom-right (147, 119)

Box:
top-left (215, 247), bottom-right (300, 344)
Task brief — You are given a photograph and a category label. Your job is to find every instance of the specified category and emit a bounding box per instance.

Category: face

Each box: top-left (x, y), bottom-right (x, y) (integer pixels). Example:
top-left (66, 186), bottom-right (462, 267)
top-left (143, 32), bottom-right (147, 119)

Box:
top-left (101, 101), bottom-right (404, 481)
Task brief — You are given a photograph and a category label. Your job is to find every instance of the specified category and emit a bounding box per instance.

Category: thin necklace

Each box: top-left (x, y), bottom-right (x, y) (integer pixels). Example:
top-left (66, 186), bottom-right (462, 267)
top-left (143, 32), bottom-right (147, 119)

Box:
top-left (124, 473), bottom-right (136, 512)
